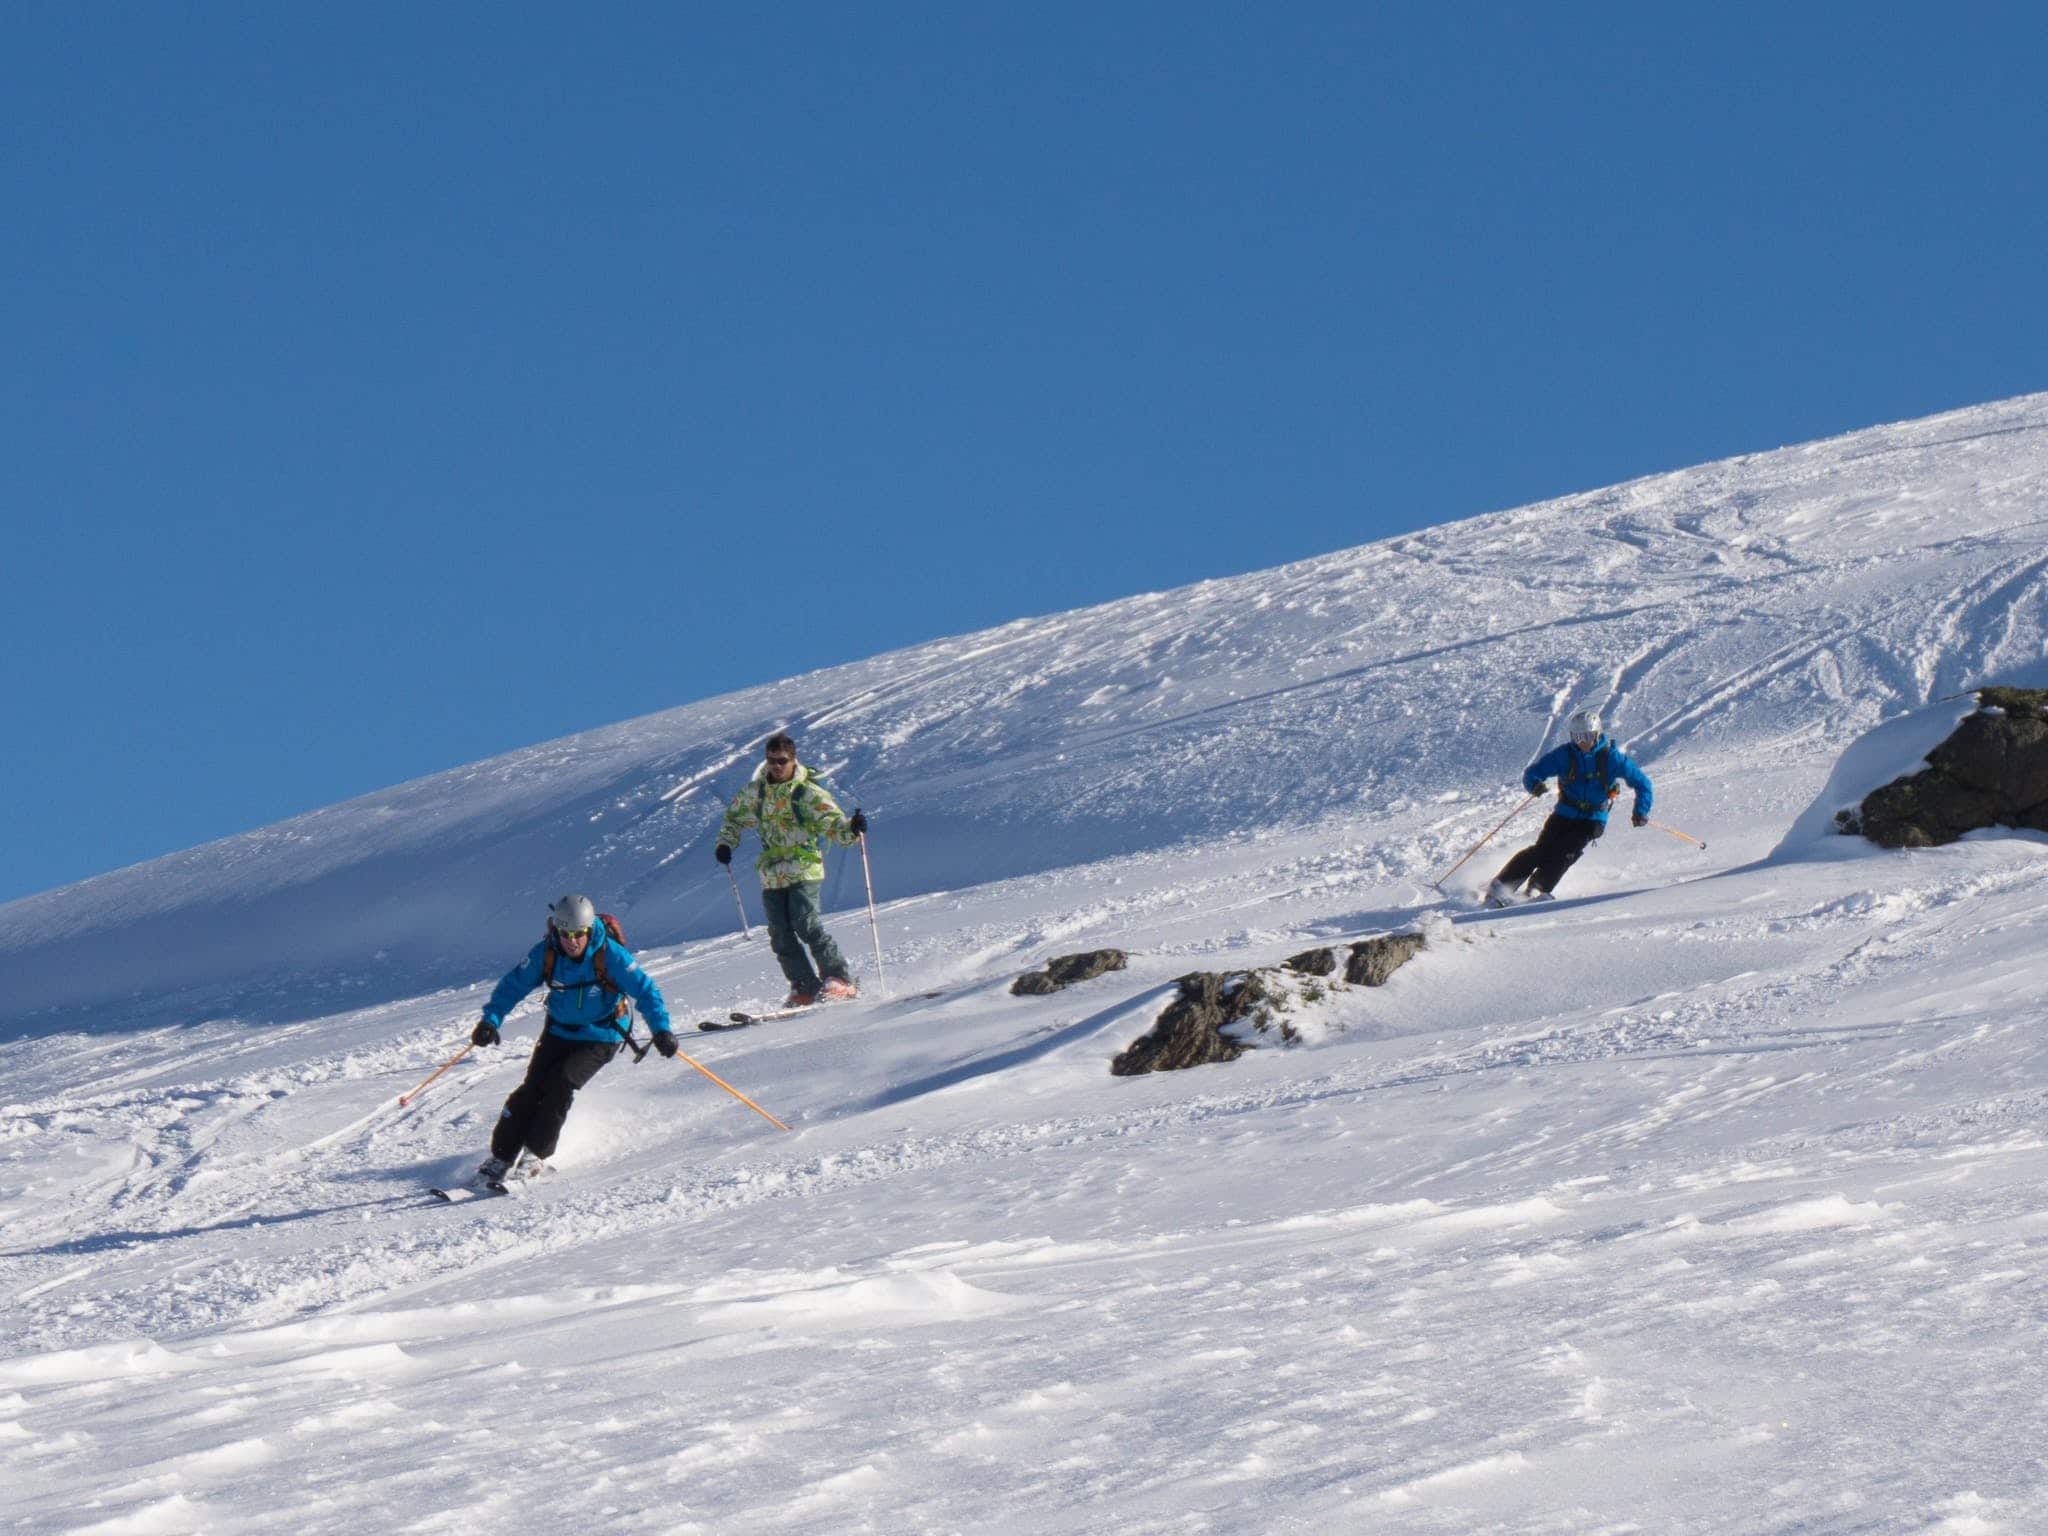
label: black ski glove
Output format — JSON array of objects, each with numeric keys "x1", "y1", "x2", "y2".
[
  {"x1": 1632, "y1": 812, "x2": 1648, "y2": 828},
  {"x1": 714, "y1": 843, "x2": 732, "y2": 865},
  {"x1": 654, "y1": 1031, "x2": 679, "y2": 1059},
  {"x1": 471, "y1": 1020, "x2": 500, "y2": 1047},
  {"x1": 848, "y1": 809, "x2": 868, "y2": 837}
]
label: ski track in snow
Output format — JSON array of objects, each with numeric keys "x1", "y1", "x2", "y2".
[{"x1": 7, "y1": 395, "x2": 2048, "y2": 1532}]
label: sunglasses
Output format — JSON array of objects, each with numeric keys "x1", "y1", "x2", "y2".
[
  {"x1": 764, "y1": 754, "x2": 794, "y2": 766},
  {"x1": 555, "y1": 925, "x2": 592, "y2": 941}
]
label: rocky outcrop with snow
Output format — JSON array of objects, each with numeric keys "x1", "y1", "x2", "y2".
[{"x1": 1851, "y1": 688, "x2": 2048, "y2": 846}]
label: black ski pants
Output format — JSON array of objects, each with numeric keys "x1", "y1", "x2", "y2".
[
  {"x1": 1495, "y1": 812, "x2": 1604, "y2": 896},
  {"x1": 492, "y1": 1031, "x2": 619, "y2": 1162},
  {"x1": 763, "y1": 880, "x2": 850, "y2": 993}
]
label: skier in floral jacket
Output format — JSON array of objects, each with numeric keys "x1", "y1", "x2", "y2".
[{"x1": 715, "y1": 733, "x2": 867, "y2": 1006}]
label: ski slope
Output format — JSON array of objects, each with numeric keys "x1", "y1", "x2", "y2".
[{"x1": 5, "y1": 394, "x2": 2048, "y2": 1533}]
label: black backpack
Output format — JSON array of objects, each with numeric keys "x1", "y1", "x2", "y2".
[{"x1": 1559, "y1": 742, "x2": 1621, "y2": 816}]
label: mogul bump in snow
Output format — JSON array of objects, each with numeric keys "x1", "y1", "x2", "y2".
[
  {"x1": 469, "y1": 894, "x2": 676, "y2": 1185},
  {"x1": 714, "y1": 732, "x2": 866, "y2": 1006},
  {"x1": 1487, "y1": 709, "x2": 1653, "y2": 906}
]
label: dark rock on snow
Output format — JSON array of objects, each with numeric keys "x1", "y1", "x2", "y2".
[
  {"x1": 1344, "y1": 933, "x2": 1426, "y2": 987},
  {"x1": 1110, "y1": 971, "x2": 1274, "y2": 1075},
  {"x1": 1113, "y1": 929, "x2": 1428, "y2": 1075},
  {"x1": 1011, "y1": 948, "x2": 1129, "y2": 996},
  {"x1": 1855, "y1": 689, "x2": 2048, "y2": 848}
]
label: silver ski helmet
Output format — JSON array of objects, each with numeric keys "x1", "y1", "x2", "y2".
[
  {"x1": 548, "y1": 893, "x2": 598, "y2": 939},
  {"x1": 1568, "y1": 709, "x2": 1601, "y2": 749}
]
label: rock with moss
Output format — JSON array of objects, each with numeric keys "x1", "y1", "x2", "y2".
[
  {"x1": 1110, "y1": 970, "x2": 1271, "y2": 1074},
  {"x1": 1112, "y1": 926, "x2": 1430, "y2": 1075}
]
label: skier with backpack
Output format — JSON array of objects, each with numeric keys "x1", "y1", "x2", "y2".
[
  {"x1": 714, "y1": 732, "x2": 867, "y2": 1006},
  {"x1": 467, "y1": 894, "x2": 676, "y2": 1186},
  {"x1": 1487, "y1": 709, "x2": 1653, "y2": 907}
]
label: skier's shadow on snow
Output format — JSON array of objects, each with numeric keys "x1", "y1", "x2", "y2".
[
  {"x1": 2, "y1": 1192, "x2": 417, "y2": 1262},
  {"x1": 1300, "y1": 888, "x2": 1631, "y2": 941},
  {"x1": 1443, "y1": 885, "x2": 1638, "y2": 925},
  {"x1": 1300, "y1": 900, "x2": 1458, "y2": 941},
  {"x1": 848, "y1": 983, "x2": 1180, "y2": 1114}
]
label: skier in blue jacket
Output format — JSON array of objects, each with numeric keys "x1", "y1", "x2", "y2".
[
  {"x1": 1487, "y1": 710, "x2": 1653, "y2": 906},
  {"x1": 468, "y1": 894, "x2": 677, "y2": 1184}
]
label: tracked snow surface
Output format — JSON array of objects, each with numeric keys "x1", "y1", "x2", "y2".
[{"x1": 6, "y1": 394, "x2": 2048, "y2": 1533}]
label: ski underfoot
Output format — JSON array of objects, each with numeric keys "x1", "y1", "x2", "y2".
[
  {"x1": 698, "y1": 1006, "x2": 811, "y2": 1033},
  {"x1": 429, "y1": 1159, "x2": 551, "y2": 1201}
]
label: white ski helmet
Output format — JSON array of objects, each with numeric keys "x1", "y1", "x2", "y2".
[
  {"x1": 548, "y1": 893, "x2": 598, "y2": 937},
  {"x1": 1567, "y1": 709, "x2": 1601, "y2": 748}
]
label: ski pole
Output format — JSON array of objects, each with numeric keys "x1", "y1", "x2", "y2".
[
  {"x1": 725, "y1": 862, "x2": 753, "y2": 939},
  {"x1": 858, "y1": 830, "x2": 887, "y2": 995},
  {"x1": 1645, "y1": 819, "x2": 1708, "y2": 851},
  {"x1": 1433, "y1": 793, "x2": 1540, "y2": 891},
  {"x1": 673, "y1": 1048, "x2": 791, "y2": 1132},
  {"x1": 398, "y1": 1041, "x2": 474, "y2": 1108}
]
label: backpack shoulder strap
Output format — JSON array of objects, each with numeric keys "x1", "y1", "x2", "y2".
[
  {"x1": 591, "y1": 938, "x2": 628, "y2": 1019},
  {"x1": 592, "y1": 916, "x2": 627, "y2": 999}
]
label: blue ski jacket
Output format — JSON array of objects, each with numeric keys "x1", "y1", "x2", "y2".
[
  {"x1": 482, "y1": 932, "x2": 673, "y2": 1043},
  {"x1": 1523, "y1": 736, "x2": 1653, "y2": 825}
]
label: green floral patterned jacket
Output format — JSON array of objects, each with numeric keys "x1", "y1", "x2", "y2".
[{"x1": 715, "y1": 764, "x2": 860, "y2": 889}]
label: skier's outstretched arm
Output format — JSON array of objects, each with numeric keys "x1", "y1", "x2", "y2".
[
  {"x1": 1522, "y1": 745, "x2": 1568, "y2": 796},
  {"x1": 481, "y1": 942, "x2": 548, "y2": 1029},
  {"x1": 1619, "y1": 752, "x2": 1654, "y2": 821},
  {"x1": 715, "y1": 789, "x2": 758, "y2": 859},
  {"x1": 802, "y1": 782, "x2": 861, "y2": 848}
]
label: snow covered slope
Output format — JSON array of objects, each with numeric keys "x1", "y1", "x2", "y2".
[
  {"x1": 5, "y1": 394, "x2": 2048, "y2": 1533},
  {"x1": 6, "y1": 393, "x2": 2047, "y2": 1033}
]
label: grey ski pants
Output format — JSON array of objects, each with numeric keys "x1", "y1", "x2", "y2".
[{"x1": 763, "y1": 880, "x2": 850, "y2": 993}]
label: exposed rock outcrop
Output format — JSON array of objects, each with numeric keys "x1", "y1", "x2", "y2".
[
  {"x1": 1011, "y1": 948, "x2": 1129, "y2": 996},
  {"x1": 1113, "y1": 928, "x2": 1430, "y2": 1075},
  {"x1": 1283, "y1": 935, "x2": 1427, "y2": 987},
  {"x1": 1109, "y1": 970, "x2": 1274, "y2": 1075},
  {"x1": 1848, "y1": 689, "x2": 2048, "y2": 848},
  {"x1": 1284, "y1": 947, "x2": 1338, "y2": 977},
  {"x1": 1344, "y1": 933, "x2": 1426, "y2": 986}
]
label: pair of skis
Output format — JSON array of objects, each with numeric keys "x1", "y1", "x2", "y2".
[
  {"x1": 1480, "y1": 888, "x2": 1555, "y2": 911},
  {"x1": 698, "y1": 988, "x2": 917, "y2": 1032},
  {"x1": 697, "y1": 1005, "x2": 813, "y2": 1033}
]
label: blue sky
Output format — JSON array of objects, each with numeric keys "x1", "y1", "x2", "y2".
[{"x1": 5, "y1": 4, "x2": 2043, "y2": 902}]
